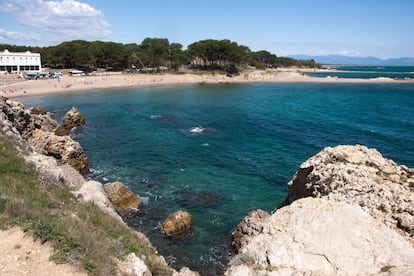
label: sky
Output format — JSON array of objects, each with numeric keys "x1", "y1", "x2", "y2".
[{"x1": 0, "y1": 0, "x2": 413, "y2": 58}]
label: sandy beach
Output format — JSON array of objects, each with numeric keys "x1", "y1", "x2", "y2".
[{"x1": 1, "y1": 69, "x2": 412, "y2": 99}]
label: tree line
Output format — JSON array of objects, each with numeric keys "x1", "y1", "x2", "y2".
[{"x1": 0, "y1": 38, "x2": 316, "y2": 73}]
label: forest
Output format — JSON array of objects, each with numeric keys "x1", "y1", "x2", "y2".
[{"x1": 0, "y1": 38, "x2": 317, "y2": 74}]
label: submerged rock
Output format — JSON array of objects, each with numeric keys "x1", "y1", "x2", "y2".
[
  {"x1": 161, "y1": 210, "x2": 192, "y2": 238},
  {"x1": 177, "y1": 190, "x2": 222, "y2": 209},
  {"x1": 104, "y1": 181, "x2": 143, "y2": 213}
]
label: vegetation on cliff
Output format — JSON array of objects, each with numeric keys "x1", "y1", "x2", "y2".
[
  {"x1": 0, "y1": 135, "x2": 171, "y2": 275},
  {"x1": 0, "y1": 38, "x2": 316, "y2": 73}
]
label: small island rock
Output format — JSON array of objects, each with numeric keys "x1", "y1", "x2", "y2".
[
  {"x1": 161, "y1": 210, "x2": 192, "y2": 237},
  {"x1": 56, "y1": 107, "x2": 85, "y2": 136}
]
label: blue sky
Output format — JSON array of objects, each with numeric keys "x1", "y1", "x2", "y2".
[{"x1": 0, "y1": 0, "x2": 413, "y2": 58}]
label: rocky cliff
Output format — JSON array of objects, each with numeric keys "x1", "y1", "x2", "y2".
[
  {"x1": 228, "y1": 145, "x2": 414, "y2": 275},
  {"x1": 0, "y1": 96, "x2": 89, "y2": 173}
]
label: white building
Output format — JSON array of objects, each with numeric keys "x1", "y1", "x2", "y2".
[{"x1": 0, "y1": 49, "x2": 42, "y2": 73}]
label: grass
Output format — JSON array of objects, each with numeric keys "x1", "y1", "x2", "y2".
[
  {"x1": 409, "y1": 181, "x2": 414, "y2": 188},
  {"x1": 0, "y1": 135, "x2": 172, "y2": 275}
]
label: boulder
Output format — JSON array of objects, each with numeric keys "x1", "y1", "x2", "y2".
[
  {"x1": 25, "y1": 152, "x2": 85, "y2": 190},
  {"x1": 161, "y1": 210, "x2": 192, "y2": 237},
  {"x1": 103, "y1": 181, "x2": 143, "y2": 213},
  {"x1": 231, "y1": 209, "x2": 270, "y2": 252},
  {"x1": 226, "y1": 197, "x2": 414, "y2": 275},
  {"x1": 30, "y1": 106, "x2": 46, "y2": 115},
  {"x1": 72, "y1": 180, "x2": 126, "y2": 225},
  {"x1": 56, "y1": 107, "x2": 85, "y2": 136},
  {"x1": 173, "y1": 267, "x2": 200, "y2": 276},
  {"x1": 28, "y1": 129, "x2": 89, "y2": 173},
  {"x1": 116, "y1": 253, "x2": 152, "y2": 276},
  {"x1": 285, "y1": 144, "x2": 414, "y2": 239}
]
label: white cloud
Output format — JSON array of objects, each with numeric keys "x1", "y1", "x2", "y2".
[
  {"x1": 0, "y1": 0, "x2": 111, "y2": 45},
  {"x1": 0, "y1": 28, "x2": 42, "y2": 44}
]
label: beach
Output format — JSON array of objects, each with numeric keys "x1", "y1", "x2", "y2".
[{"x1": 1, "y1": 68, "x2": 412, "y2": 98}]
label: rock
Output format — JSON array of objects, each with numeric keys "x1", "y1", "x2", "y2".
[
  {"x1": 226, "y1": 197, "x2": 414, "y2": 275},
  {"x1": 116, "y1": 253, "x2": 152, "y2": 276},
  {"x1": 231, "y1": 209, "x2": 270, "y2": 252},
  {"x1": 1, "y1": 97, "x2": 58, "y2": 139},
  {"x1": 161, "y1": 210, "x2": 192, "y2": 237},
  {"x1": 25, "y1": 152, "x2": 85, "y2": 190},
  {"x1": 56, "y1": 107, "x2": 85, "y2": 136},
  {"x1": 285, "y1": 145, "x2": 414, "y2": 239},
  {"x1": 395, "y1": 212, "x2": 414, "y2": 236},
  {"x1": 28, "y1": 129, "x2": 89, "y2": 173},
  {"x1": 177, "y1": 190, "x2": 222, "y2": 209},
  {"x1": 30, "y1": 106, "x2": 46, "y2": 115},
  {"x1": 72, "y1": 180, "x2": 125, "y2": 225},
  {"x1": 104, "y1": 182, "x2": 143, "y2": 213},
  {"x1": 173, "y1": 267, "x2": 200, "y2": 276}
]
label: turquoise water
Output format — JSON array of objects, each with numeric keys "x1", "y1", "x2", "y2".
[
  {"x1": 307, "y1": 66, "x2": 414, "y2": 79},
  {"x1": 19, "y1": 82, "x2": 414, "y2": 274}
]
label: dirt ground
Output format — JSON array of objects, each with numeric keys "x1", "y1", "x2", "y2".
[{"x1": 0, "y1": 227, "x2": 86, "y2": 276}]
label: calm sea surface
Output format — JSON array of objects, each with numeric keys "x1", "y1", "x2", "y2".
[
  {"x1": 18, "y1": 82, "x2": 414, "y2": 274},
  {"x1": 307, "y1": 66, "x2": 414, "y2": 79}
]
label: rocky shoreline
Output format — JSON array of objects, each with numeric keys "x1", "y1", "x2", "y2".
[
  {"x1": 0, "y1": 96, "x2": 198, "y2": 276},
  {"x1": 227, "y1": 145, "x2": 414, "y2": 275},
  {"x1": 2, "y1": 95, "x2": 413, "y2": 275}
]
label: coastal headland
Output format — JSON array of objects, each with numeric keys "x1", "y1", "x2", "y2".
[{"x1": 2, "y1": 68, "x2": 412, "y2": 98}]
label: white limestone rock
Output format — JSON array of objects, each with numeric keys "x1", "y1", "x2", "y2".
[{"x1": 226, "y1": 197, "x2": 414, "y2": 275}]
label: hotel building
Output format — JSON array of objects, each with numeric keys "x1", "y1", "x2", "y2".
[{"x1": 0, "y1": 49, "x2": 42, "y2": 73}]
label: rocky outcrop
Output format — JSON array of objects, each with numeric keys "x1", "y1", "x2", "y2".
[
  {"x1": 29, "y1": 129, "x2": 89, "y2": 174},
  {"x1": 0, "y1": 97, "x2": 89, "y2": 173},
  {"x1": 226, "y1": 197, "x2": 414, "y2": 275},
  {"x1": 286, "y1": 145, "x2": 414, "y2": 238},
  {"x1": 56, "y1": 107, "x2": 86, "y2": 136},
  {"x1": 231, "y1": 209, "x2": 270, "y2": 252},
  {"x1": 116, "y1": 253, "x2": 152, "y2": 276},
  {"x1": 30, "y1": 106, "x2": 46, "y2": 115},
  {"x1": 161, "y1": 210, "x2": 192, "y2": 238},
  {"x1": 227, "y1": 145, "x2": 414, "y2": 275},
  {"x1": 104, "y1": 182, "x2": 143, "y2": 213},
  {"x1": 25, "y1": 152, "x2": 85, "y2": 190}
]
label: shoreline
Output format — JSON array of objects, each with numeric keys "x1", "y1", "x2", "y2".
[{"x1": 1, "y1": 68, "x2": 413, "y2": 99}]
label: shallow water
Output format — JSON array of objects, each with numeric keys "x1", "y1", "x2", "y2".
[{"x1": 19, "y1": 82, "x2": 414, "y2": 274}]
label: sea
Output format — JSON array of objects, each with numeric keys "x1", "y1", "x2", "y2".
[
  {"x1": 307, "y1": 65, "x2": 414, "y2": 79},
  {"x1": 18, "y1": 68, "x2": 414, "y2": 275}
]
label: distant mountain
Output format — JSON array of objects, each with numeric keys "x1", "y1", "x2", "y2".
[{"x1": 289, "y1": 55, "x2": 414, "y2": 66}]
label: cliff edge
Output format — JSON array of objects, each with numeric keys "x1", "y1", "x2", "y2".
[{"x1": 228, "y1": 145, "x2": 414, "y2": 275}]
